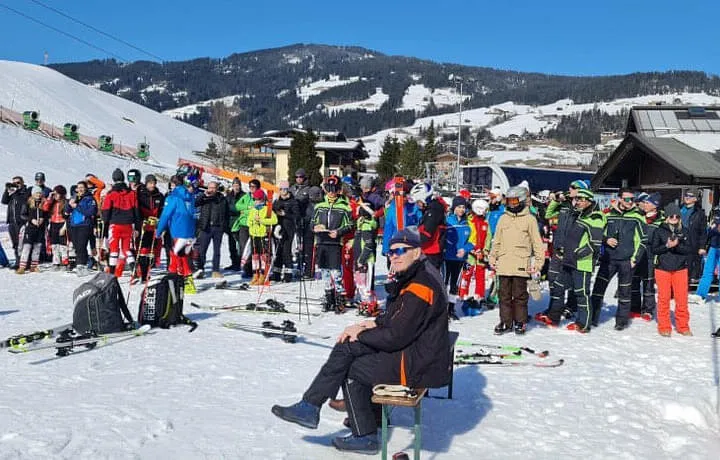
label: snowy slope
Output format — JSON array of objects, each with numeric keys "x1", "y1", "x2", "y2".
[
  {"x1": 0, "y1": 60, "x2": 216, "y2": 167},
  {"x1": 1, "y1": 246, "x2": 720, "y2": 459},
  {"x1": 325, "y1": 88, "x2": 389, "y2": 114},
  {"x1": 162, "y1": 95, "x2": 246, "y2": 119}
]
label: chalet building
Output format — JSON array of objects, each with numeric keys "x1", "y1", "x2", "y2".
[
  {"x1": 231, "y1": 129, "x2": 368, "y2": 184},
  {"x1": 592, "y1": 105, "x2": 720, "y2": 210}
]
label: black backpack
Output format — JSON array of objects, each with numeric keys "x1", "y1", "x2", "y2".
[
  {"x1": 137, "y1": 273, "x2": 197, "y2": 331},
  {"x1": 73, "y1": 272, "x2": 134, "y2": 334}
]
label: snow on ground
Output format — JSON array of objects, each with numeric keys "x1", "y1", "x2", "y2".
[
  {"x1": 0, "y1": 60, "x2": 215, "y2": 167},
  {"x1": 296, "y1": 75, "x2": 361, "y2": 102},
  {"x1": 325, "y1": 88, "x2": 389, "y2": 115},
  {"x1": 476, "y1": 146, "x2": 594, "y2": 167},
  {"x1": 1, "y1": 239, "x2": 720, "y2": 459},
  {"x1": 162, "y1": 95, "x2": 246, "y2": 119},
  {"x1": 398, "y1": 85, "x2": 470, "y2": 113}
]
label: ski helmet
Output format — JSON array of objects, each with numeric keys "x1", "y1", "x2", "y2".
[
  {"x1": 505, "y1": 186, "x2": 527, "y2": 213},
  {"x1": 472, "y1": 199, "x2": 489, "y2": 216},
  {"x1": 127, "y1": 169, "x2": 141, "y2": 184},
  {"x1": 409, "y1": 182, "x2": 433, "y2": 205},
  {"x1": 570, "y1": 179, "x2": 590, "y2": 190},
  {"x1": 324, "y1": 175, "x2": 341, "y2": 193},
  {"x1": 534, "y1": 190, "x2": 551, "y2": 204}
]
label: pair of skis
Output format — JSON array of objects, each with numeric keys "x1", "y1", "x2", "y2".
[
  {"x1": 7, "y1": 325, "x2": 151, "y2": 357},
  {"x1": 454, "y1": 340, "x2": 564, "y2": 367},
  {"x1": 222, "y1": 320, "x2": 331, "y2": 342},
  {"x1": 1, "y1": 322, "x2": 73, "y2": 350}
]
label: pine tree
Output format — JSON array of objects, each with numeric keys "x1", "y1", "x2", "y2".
[
  {"x1": 288, "y1": 129, "x2": 323, "y2": 186},
  {"x1": 397, "y1": 137, "x2": 422, "y2": 179},
  {"x1": 424, "y1": 120, "x2": 437, "y2": 162},
  {"x1": 376, "y1": 136, "x2": 401, "y2": 183}
]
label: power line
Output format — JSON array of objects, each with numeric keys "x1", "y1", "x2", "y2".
[
  {"x1": 27, "y1": 0, "x2": 164, "y2": 62},
  {"x1": 0, "y1": 2, "x2": 128, "y2": 61}
]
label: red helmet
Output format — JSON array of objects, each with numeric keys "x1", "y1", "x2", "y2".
[{"x1": 324, "y1": 175, "x2": 341, "y2": 193}]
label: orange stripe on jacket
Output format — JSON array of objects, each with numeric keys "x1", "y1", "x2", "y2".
[
  {"x1": 400, "y1": 352, "x2": 407, "y2": 386},
  {"x1": 400, "y1": 282, "x2": 434, "y2": 305}
]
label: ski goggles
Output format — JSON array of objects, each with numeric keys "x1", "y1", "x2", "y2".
[
  {"x1": 388, "y1": 246, "x2": 413, "y2": 257},
  {"x1": 620, "y1": 196, "x2": 635, "y2": 203}
]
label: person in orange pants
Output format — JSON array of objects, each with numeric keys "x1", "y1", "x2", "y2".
[{"x1": 650, "y1": 204, "x2": 692, "y2": 336}]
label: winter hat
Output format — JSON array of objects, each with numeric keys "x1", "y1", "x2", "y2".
[
  {"x1": 576, "y1": 188, "x2": 594, "y2": 201},
  {"x1": 111, "y1": 168, "x2": 124, "y2": 183},
  {"x1": 295, "y1": 168, "x2": 306, "y2": 178},
  {"x1": 278, "y1": 180, "x2": 290, "y2": 190},
  {"x1": 359, "y1": 176, "x2": 374, "y2": 189},
  {"x1": 451, "y1": 196, "x2": 468, "y2": 211},
  {"x1": 645, "y1": 193, "x2": 661, "y2": 208},
  {"x1": 53, "y1": 185, "x2": 67, "y2": 196},
  {"x1": 389, "y1": 228, "x2": 421, "y2": 248},
  {"x1": 635, "y1": 192, "x2": 650, "y2": 203},
  {"x1": 35, "y1": 172, "x2": 45, "y2": 181},
  {"x1": 31, "y1": 186, "x2": 43, "y2": 196},
  {"x1": 518, "y1": 180, "x2": 530, "y2": 192},
  {"x1": 252, "y1": 189, "x2": 266, "y2": 201},
  {"x1": 232, "y1": 177, "x2": 241, "y2": 185},
  {"x1": 144, "y1": 174, "x2": 157, "y2": 184},
  {"x1": 570, "y1": 179, "x2": 590, "y2": 190},
  {"x1": 684, "y1": 189, "x2": 698, "y2": 199},
  {"x1": 665, "y1": 202, "x2": 681, "y2": 217},
  {"x1": 249, "y1": 179, "x2": 261, "y2": 189}
]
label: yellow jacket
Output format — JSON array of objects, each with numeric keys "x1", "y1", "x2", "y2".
[{"x1": 247, "y1": 206, "x2": 278, "y2": 238}]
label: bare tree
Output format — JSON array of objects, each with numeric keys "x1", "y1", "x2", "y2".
[{"x1": 209, "y1": 101, "x2": 235, "y2": 169}]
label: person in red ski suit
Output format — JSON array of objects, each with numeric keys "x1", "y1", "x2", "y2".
[{"x1": 102, "y1": 169, "x2": 141, "y2": 277}]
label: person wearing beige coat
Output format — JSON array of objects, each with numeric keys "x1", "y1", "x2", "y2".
[{"x1": 489, "y1": 188, "x2": 545, "y2": 335}]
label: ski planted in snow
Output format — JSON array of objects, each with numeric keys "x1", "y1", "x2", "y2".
[{"x1": 1, "y1": 323, "x2": 74, "y2": 350}]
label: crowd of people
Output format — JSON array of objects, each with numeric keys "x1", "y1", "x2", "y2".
[{"x1": 2, "y1": 167, "x2": 717, "y2": 335}]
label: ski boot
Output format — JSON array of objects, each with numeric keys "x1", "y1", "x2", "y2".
[
  {"x1": 184, "y1": 276, "x2": 197, "y2": 295},
  {"x1": 494, "y1": 322, "x2": 513, "y2": 335},
  {"x1": 448, "y1": 302, "x2": 460, "y2": 321},
  {"x1": 567, "y1": 322, "x2": 589, "y2": 334},
  {"x1": 514, "y1": 321, "x2": 527, "y2": 335},
  {"x1": 323, "y1": 289, "x2": 336, "y2": 313},
  {"x1": 534, "y1": 311, "x2": 557, "y2": 327}
]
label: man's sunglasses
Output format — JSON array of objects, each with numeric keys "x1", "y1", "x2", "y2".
[
  {"x1": 388, "y1": 247, "x2": 412, "y2": 257},
  {"x1": 621, "y1": 197, "x2": 634, "y2": 203}
]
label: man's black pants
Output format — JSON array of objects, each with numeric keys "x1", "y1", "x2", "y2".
[
  {"x1": 303, "y1": 341, "x2": 395, "y2": 437},
  {"x1": 591, "y1": 259, "x2": 633, "y2": 326}
]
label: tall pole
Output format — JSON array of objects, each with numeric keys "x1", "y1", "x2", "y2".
[{"x1": 456, "y1": 78, "x2": 463, "y2": 192}]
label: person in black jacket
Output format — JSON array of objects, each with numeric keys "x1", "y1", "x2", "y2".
[
  {"x1": 2, "y1": 176, "x2": 30, "y2": 268},
  {"x1": 271, "y1": 228, "x2": 449, "y2": 455},
  {"x1": 651, "y1": 203, "x2": 692, "y2": 336},
  {"x1": 194, "y1": 181, "x2": 228, "y2": 278},
  {"x1": 680, "y1": 189, "x2": 707, "y2": 283},
  {"x1": 224, "y1": 177, "x2": 244, "y2": 271},
  {"x1": 272, "y1": 181, "x2": 300, "y2": 282}
]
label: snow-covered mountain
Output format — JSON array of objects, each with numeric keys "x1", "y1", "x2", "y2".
[{"x1": 0, "y1": 60, "x2": 216, "y2": 168}]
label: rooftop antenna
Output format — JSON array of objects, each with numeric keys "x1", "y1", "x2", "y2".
[{"x1": 43, "y1": 51, "x2": 48, "y2": 65}]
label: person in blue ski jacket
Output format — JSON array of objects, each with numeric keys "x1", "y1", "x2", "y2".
[
  {"x1": 444, "y1": 196, "x2": 474, "y2": 320},
  {"x1": 382, "y1": 197, "x2": 421, "y2": 258},
  {"x1": 486, "y1": 187, "x2": 505, "y2": 235},
  {"x1": 155, "y1": 176, "x2": 197, "y2": 293},
  {"x1": 696, "y1": 208, "x2": 720, "y2": 300}
]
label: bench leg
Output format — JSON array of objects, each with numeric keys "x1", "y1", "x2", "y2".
[
  {"x1": 381, "y1": 404, "x2": 389, "y2": 460},
  {"x1": 448, "y1": 363, "x2": 455, "y2": 399},
  {"x1": 414, "y1": 400, "x2": 422, "y2": 460}
]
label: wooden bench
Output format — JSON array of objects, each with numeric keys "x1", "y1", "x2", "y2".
[{"x1": 372, "y1": 388, "x2": 427, "y2": 460}]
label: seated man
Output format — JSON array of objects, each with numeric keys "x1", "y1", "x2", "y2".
[{"x1": 271, "y1": 228, "x2": 450, "y2": 454}]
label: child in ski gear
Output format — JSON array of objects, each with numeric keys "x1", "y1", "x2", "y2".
[
  {"x1": 313, "y1": 176, "x2": 353, "y2": 310},
  {"x1": 352, "y1": 194, "x2": 379, "y2": 315},
  {"x1": 232, "y1": 178, "x2": 259, "y2": 277},
  {"x1": 42, "y1": 185, "x2": 69, "y2": 271},
  {"x1": 66, "y1": 181, "x2": 97, "y2": 275},
  {"x1": 2, "y1": 176, "x2": 30, "y2": 268},
  {"x1": 591, "y1": 188, "x2": 647, "y2": 331},
  {"x1": 156, "y1": 175, "x2": 197, "y2": 294},
  {"x1": 194, "y1": 181, "x2": 228, "y2": 279},
  {"x1": 631, "y1": 192, "x2": 663, "y2": 319},
  {"x1": 102, "y1": 169, "x2": 141, "y2": 278},
  {"x1": 651, "y1": 204, "x2": 692, "y2": 336},
  {"x1": 536, "y1": 188, "x2": 605, "y2": 332},
  {"x1": 271, "y1": 228, "x2": 449, "y2": 455},
  {"x1": 444, "y1": 196, "x2": 473, "y2": 320},
  {"x1": 460, "y1": 199, "x2": 492, "y2": 315},
  {"x1": 410, "y1": 182, "x2": 446, "y2": 269},
  {"x1": 489, "y1": 186, "x2": 545, "y2": 335},
  {"x1": 136, "y1": 174, "x2": 164, "y2": 281},
  {"x1": 247, "y1": 189, "x2": 278, "y2": 285},
  {"x1": 382, "y1": 177, "x2": 420, "y2": 266},
  {"x1": 272, "y1": 181, "x2": 300, "y2": 282},
  {"x1": 17, "y1": 186, "x2": 48, "y2": 273}
]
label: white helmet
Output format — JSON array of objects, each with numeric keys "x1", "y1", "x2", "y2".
[
  {"x1": 534, "y1": 190, "x2": 551, "y2": 204},
  {"x1": 506, "y1": 186, "x2": 528, "y2": 202},
  {"x1": 409, "y1": 182, "x2": 433, "y2": 205},
  {"x1": 472, "y1": 199, "x2": 489, "y2": 216}
]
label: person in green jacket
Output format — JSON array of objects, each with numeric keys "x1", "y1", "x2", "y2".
[
  {"x1": 247, "y1": 188, "x2": 278, "y2": 285},
  {"x1": 232, "y1": 179, "x2": 259, "y2": 277},
  {"x1": 536, "y1": 188, "x2": 606, "y2": 332}
]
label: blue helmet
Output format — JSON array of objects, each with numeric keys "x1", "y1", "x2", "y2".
[{"x1": 570, "y1": 179, "x2": 590, "y2": 190}]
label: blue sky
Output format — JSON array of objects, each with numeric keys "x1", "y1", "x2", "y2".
[{"x1": 1, "y1": 0, "x2": 719, "y2": 76}]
